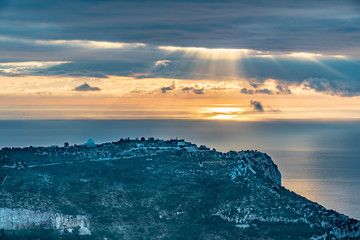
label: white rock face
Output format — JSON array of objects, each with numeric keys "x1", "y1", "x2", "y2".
[
  {"x1": 237, "y1": 151, "x2": 281, "y2": 186},
  {"x1": 0, "y1": 208, "x2": 91, "y2": 235},
  {"x1": 78, "y1": 226, "x2": 91, "y2": 235}
]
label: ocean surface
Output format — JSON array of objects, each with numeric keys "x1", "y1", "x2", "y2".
[{"x1": 1, "y1": 120, "x2": 359, "y2": 220}]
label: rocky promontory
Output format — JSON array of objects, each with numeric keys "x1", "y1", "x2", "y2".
[{"x1": 0, "y1": 138, "x2": 359, "y2": 239}]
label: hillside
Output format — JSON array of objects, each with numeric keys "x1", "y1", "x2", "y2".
[{"x1": 0, "y1": 138, "x2": 359, "y2": 239}]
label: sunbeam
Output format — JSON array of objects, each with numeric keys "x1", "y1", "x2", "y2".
[{"x1": 157, "y1": 46, "x2": 259, "y2": 79}]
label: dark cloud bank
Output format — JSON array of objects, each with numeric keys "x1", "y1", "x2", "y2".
[{"x1": 1, "y1": 0, "x2": 359, "y2": 54}]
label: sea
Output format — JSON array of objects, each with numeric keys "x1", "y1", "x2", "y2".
[{"x1": 1, "y1": 120, "x2": 359, "y2": 220}]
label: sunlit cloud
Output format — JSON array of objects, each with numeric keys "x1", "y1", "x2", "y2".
[
  {"x1": 0, "y1": 36, "x2": 146, "y2": 50},
  {"x1": 154, "y1": 60, "x2": 171, "y2": 67},
  {"x1": 158, "y1": 46, "x2": 260, "y2": 60},
  {"x1": 0, "y1": 61, "x2": 71, "y2": 75},
  {"x1": 287, "y1": 52, "x2": 323, "y2": 58},
  {"x1": 284, "y1": 52, "x2": 349, "y2": 60},
  {"x1": 158, "y1": 46, "x2": 349, "y2": 61},
  {"x1": 35, "y1": 39, "x2": 146, "y2": 49}
]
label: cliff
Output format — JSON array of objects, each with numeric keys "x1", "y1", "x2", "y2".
[
  {"x1": 0, "y1": 138, "x2": 359, "y2": 239},
  {"x1": 0, "y1": 208, "x2": 90, "y2": 235}
]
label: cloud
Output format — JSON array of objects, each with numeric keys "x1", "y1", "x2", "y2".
[
  {"x1": 267, "y1": 108, "x2": 281, "y2": 113},
  {"x1": 241, "y1": 88, "x2": 254, "y2": 94},
  {"x1": 240, "y1": 88, "x2": 273, "y2": 95},
  {"x1": 182, "y1": 87, "x2": 194, "y2": 92},
  {"x1": 301, "y1": 77, "x2": 360, "y2": 97},
  {"x1": 276, "y1": 85, "x2": 291, "y2": 94},
  {"x1": 161, "y1": 87, "x2": 172, "y2": 93},
  {"x1": 1, "y1": 0, "x2": 359, "y2": 55},
  {"x1": 250, "y1": 100, "x2": 264, "y2": 112},
  {"x1": 161, "y1": 81, "x2": 176, "y2": 93},
  {"x1": 1, "y1": 35, "x2": 360, "y2": 99},
  {"x1": 73, "y1": 83, "x2": 101, "y2": 92},
  {"x1": 0, "y1": 0, "x2": 360, "y2": 99},
  {"x1": 302, "y1": 78, "x2": 331, "y2": 92},
  {"x1": 0, "y1": 61, "x2": 71, "y2": 76},
  {"x1": 255, "y1": 88, "x2": 273, "y2": 94},
  {"x1": 35, "y1": 39, "x2": 146, "y2": 49},
  {"x1": 181, "y1": 87, "x2": 204, "y2": 94},
  {"x1": 193, "y1": 88, "x2": 204, "y2": 95},
  {"x1": 154, "y1": 60, "x2": 171, "y2": 67}
]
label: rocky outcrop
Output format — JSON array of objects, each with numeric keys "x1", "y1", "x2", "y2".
[
  {"x1": 0, "y1": 208, "x2": 90, "y2": 235},
  {"x1": 236, "y1": 151, "x2": 281, "y2": 186}
]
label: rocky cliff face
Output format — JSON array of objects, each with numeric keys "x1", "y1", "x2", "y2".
[
  {"x1": 232, "y1": 150, "x2": 281, "y2": 186},
  {"x1": 0, "y1": 139, "x2": 359, "y2": 239},
  {"x1": 0, "y1": 208, "x2": 90, "y2": 235}
]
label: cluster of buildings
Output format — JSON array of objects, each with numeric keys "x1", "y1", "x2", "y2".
[
  {"x1": 1, "y1": 138, "x2": 213, "y2": 167},
  {"x1": 1, "y1": 137, "x2": 258, "y2": 169}
]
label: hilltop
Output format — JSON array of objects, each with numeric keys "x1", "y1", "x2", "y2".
[{"x1": 0, "y1": 138, "x2": 359, "y2": 239}]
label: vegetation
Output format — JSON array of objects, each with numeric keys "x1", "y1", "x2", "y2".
[{"x1": 0, "y1": 140, "x2": 359, "y2": 239}]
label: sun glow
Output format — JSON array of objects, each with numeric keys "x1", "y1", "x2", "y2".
[
  {"x1": 211, "y1": 114, "x2": 240, "y2": 120},
  {"x1": 206, "y1": 107, "x2": 245, "y2": 113},
  {"x1": 201, "y1": 107, "x2": 247, "y2": 120}
]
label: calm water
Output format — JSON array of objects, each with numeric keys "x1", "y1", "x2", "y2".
[{"x1": 1, "y1": 120, "x2": 359, "y2": 220}]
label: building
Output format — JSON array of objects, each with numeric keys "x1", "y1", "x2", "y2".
[
  {"x1": 86, "y1": 139, "x2": 96, "y2": 147},
  {"x1": 177, "y1": 140, "x2": 186, "y2": 147},
  {"x1": 198, "y1": 145, "x2": 210, "y2": 151},
  {"x1": 185, "y1": 145, "x2": 198, "y2": 152}
]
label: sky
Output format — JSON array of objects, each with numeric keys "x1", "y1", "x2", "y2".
[{"x1": 1, "y1": 0, "x2": 360, "y2": 120}]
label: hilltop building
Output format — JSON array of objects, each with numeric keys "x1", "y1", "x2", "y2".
[{"x1": 86, "y1": 139, "x2": 96, "y2": 147}]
